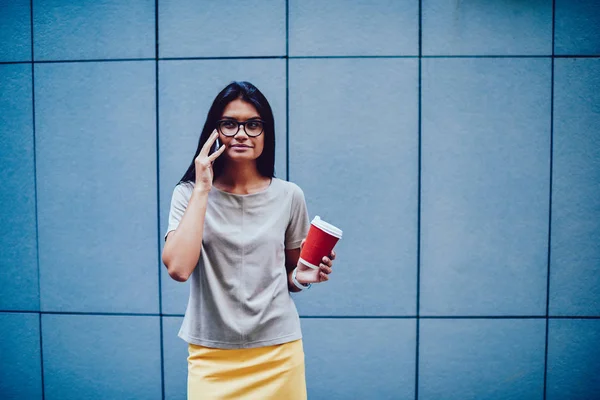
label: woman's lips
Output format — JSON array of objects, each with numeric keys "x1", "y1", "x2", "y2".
[{"x1": 231, "y1": 145, "x2": 251, "y2": 151}]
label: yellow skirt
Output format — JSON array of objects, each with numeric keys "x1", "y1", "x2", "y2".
[{"x1": 187, "y1": 339, "x2": 307, "y2": 400}]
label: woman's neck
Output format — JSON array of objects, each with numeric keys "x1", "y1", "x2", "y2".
[{"x1": 215, "y1": 162, "x2": 270, "y2": 194}]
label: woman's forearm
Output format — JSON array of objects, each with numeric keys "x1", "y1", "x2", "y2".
[
  {"x1": 162, "y1": 189, "x2": 210, "y2": 282},
  {"x1": 287, "y1": 268, "x2": 302, "y2": 293}
]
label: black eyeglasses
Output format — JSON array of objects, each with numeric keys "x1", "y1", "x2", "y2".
[{"x1": 216, "y1": 119, "x2": 265, "y2": 137}]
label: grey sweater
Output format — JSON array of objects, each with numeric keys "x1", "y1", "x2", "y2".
[{"x1": 165, "y1": 178, "x2": 310, "y2": 349}]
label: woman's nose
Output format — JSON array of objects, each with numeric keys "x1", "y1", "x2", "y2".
[{"x1": 235, "y1": 127, "x2": 250, "y2": 140}]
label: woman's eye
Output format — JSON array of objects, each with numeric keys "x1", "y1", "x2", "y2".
[{"x1": 222, "y1": 121, "x2": 236, "y2": 128}]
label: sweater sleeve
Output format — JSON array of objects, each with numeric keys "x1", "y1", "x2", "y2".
[
  {"x1": 164, "y1": 183, "x2": 192, "y2": 241},
  {"x1": 285, "y1": 184, "x2": 310, "y2": 249}
]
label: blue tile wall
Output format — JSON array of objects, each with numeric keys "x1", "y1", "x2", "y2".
[
  {"x1": 159, "y1": 0, "x2": 285, "y2": 58},
  {"x1": 546, "y1": 319, "x2": 600, "y2": 400},
  {"x1": 555, "y1": 0, "x2": 600, "y2": 55},
  {"x1": 422, "y1": 0, "x2": 553, "y2": 56},
  {"x1": 302, "y1": 318, "x2": 416, "y2": 399},
  {"x1": 159, "y1": 58, "x2": 287, "y2": 315},
  {"x1": 289, "y1": 0, "x2": 418, "y2": 56},
  {"x1": 162, "y1": 316, "x2": 186, "y2": 400},
  {"x1": 550, "y1": 58, "x2": 600, "y2": 316},
  {"x1": 289, "y1": 58, "x2": 419, "y2": 316},
  {"x1": 0, "y1": 0, "x2": 31, "y2": 62},
  {"x1": 0, "y1": 313, "x2": 42, "y2": 400},
  {"x1": 1, "y1": 1, "x2": 598, "y2": 399},
  {"x1": 35, "y1": 62, "x2": 158, "y2": 313},
  {"x1": 33, "y1": 0, "x2": 155, "y2": 61},
  {"x1": 42, "y1": 314, "x2": 162, "y2": 400},
  {"x1": 419, "y1": 319, "x2": 546, "y2": 399},
  {"x1": 420, "y1": 58, "x2": 551, "y2": 316},
  {"x1": 0, "y1": 64, "x2": 38, "y2": 311}
]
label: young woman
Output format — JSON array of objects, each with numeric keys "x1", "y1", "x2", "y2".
[{"x1": 162, "y1": 81, "x2": 336, "y2": 399}]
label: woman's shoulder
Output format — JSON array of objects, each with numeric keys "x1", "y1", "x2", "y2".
[
  {"x1": 273, "y1": 178, "x2": 305, "y2": 201},
  {"x1": 172, "y1": 181, "x2": 195, "y2": 199}
]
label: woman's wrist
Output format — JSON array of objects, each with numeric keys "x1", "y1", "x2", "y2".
[
  {"x1": 287, "y1": 269, "x2": 300, "y2": 292},
  {"x1": 291, "y1": 267, "x2": 311, "y2": 291},
  {"x1": 193, "y1": 186, "x2": 211, "y2": 196},
  {"x1": 287, "y1": 268, "x2": 304, "y2": 292}
]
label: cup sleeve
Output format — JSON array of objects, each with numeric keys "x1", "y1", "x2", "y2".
[
  {"x1": 164, "y1": 183, "x2": 192, "y2": 241},
  {"x1": 285, "y1": 185, "x2": 310, "y2": 249}
]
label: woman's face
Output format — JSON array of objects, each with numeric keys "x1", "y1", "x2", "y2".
[{"x1": 218, "y1": 98, "x2": 265, "y2": 163}]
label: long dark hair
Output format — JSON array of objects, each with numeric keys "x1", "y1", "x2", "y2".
[{"x1": 178, "y1": 81, "x2": 276, "y2": 185}]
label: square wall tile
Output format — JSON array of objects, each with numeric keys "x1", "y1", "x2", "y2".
[
  {"x1": 42, "y1": 314, "x2": 162, "y2": 400},
  {"x1": 159, "y1": 59, "x2": 286, "y2": 315},
  {"x1": 302, "y1": 318, "x2": 416, "y2": 400},
  {"x1": 550, "y1": 58, "x2": 600, "y2": 316},
  {"x1": 33, "y1": 0, "x2": 154, "y2": 60},
  {"x1": 0, "y1": 313, "x2": 42, "y2": 400},
  {"x1": 0, "y1": 64, "x2": 38, "y2": 311},
  {"x1": 163, "y1": 316, "x2": 186, "y2": 400},
  {"x1": 419, "y1": 319, "x2": 546, "y2": 400},
  {"x1": 289, "y1": 58, "x2": 419, "y2": 316},
  {"x1": 555, "y1": 0, "x2": 600, "y2": 55},
  {"x1": 159, "y1": 0, "x2": 285, "y2": 58},
  {"x1": 423, "y1": 0, "x2": 552, "y2": 55},
  {"x1": 421, "y1": 58, "x2": 551, "y2": 316},
  {"x1": 547, "y1": 319, "x2": 600, "y2": 400},
  {"x1": 35, "y1": 62, "x2": 158, "y2": 313},
  {"x1": 289, "y1": 0, "x2": 418, "y2": 56},
  {"x1": 0, "y1": 0, "x2": 31, "y2": 62}
]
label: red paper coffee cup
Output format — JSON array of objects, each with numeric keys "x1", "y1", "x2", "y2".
[{"x1": 299, "y1": 216, "x2": 343, "y2": 269}]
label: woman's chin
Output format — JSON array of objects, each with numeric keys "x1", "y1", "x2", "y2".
[{"x1": 225, "y1": 152, "x2": 258, "y2": 162}]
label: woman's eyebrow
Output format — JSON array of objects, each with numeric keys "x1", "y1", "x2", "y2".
[{"x1": 221, "y1": 115, "x2": 262, "y2": 120}]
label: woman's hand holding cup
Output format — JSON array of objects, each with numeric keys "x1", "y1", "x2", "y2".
[
  {"x1": 294, "y1": 216, "x2": 343, "y2": 285},
  {"x1": 295, "y1": 239, "x2": 336, "y2": 284}
]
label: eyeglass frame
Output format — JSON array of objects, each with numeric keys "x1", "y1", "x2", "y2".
[{"x1": 216, "y1": 118, "x2": 266, "y2": 138}]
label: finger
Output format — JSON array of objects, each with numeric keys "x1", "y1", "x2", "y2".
[
  {"x1": 330, "y1": 250, "x2": 336, "y2": 261},
  {"x1": 199, "y1": 130, "x2": 219, "y2": 157},
  {"x1": 322, "y1": 256, "x2": 332, "y2": 267},
  {"x1": 319, "y1": 271, "x2": 329, "y2": 282},
  {"x1": 319, "y1": 264, "x2": 332, "y2": 275},
  {"x1": 207, "y1": 140, "x2": 227, "y2": 162}
]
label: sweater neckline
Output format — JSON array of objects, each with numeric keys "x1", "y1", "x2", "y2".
[{"x1": 211, "y1": 178, "x2": 275, "y2": 198}]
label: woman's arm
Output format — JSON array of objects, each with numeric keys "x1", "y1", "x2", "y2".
[
  {"x1": 162, "y1": 188, "x2": 210, "y2": 282},
  {"x1": 162, "y1": 130, "x2": 225, "y2": 282},
  {"x1": 285, "y1": 248, "x2": 303, "y2": 293}
]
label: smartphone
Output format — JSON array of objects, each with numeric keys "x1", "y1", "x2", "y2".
[{"x1": 210, "y1": 138, "x2": 221, "y2": 155}]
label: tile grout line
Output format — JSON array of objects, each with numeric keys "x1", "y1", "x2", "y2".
[
  {"x1": 154, "y1": 1, "x2": 166, "y2": 399},
  {"x1": 415, "y1": 1, "x2": 423, "y2": 399},
  {"x1": 2, "y1": 310, "x2": 598, "y2": 319},
  {"x1": 543, "y1": 1, "x2": 556, "y2": 399},
  {"x1": 285, "y1": 0, "x2": 290, "y2": 181},
  {"x1": 29, "y1": 0, "x2": 45, "y2": 398},
  {"x1": 2, "y1": 55, "x2": 600, "y2": 67}
]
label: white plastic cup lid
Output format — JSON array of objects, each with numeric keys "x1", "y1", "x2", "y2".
[{"x1": 311, "y1": 216, "x2": 343, "y2": 239}]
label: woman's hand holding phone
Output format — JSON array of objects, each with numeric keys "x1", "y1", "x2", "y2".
[{"x1": 194, "y1": 130, "x2": 226, "y2": 193}]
